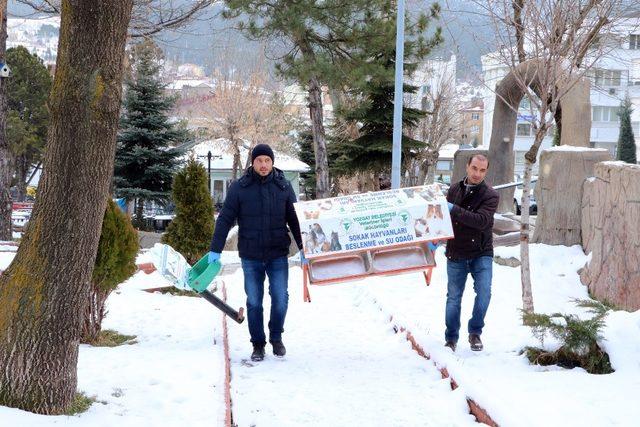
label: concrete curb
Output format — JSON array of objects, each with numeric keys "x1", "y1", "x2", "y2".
[{"x1": 394, "y1": 322, "x2": 499, "y2": 426}]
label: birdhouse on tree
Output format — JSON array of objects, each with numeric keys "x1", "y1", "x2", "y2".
[{"x1": 0, "y1": 62, "x2": 11, "y2": 78}]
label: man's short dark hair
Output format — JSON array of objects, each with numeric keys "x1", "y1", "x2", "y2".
[{"x1": 467, "y1": 153, "x2": 490, "y2": 168}]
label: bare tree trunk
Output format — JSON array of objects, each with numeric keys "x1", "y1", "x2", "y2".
[
  {"x1": 81, "y1": 285, "x2": 110, "y2": 344},
  {"x1": 15, "y1": 156, "x2": 29, "y2": 202},
  {"x1": 0, "y1": 0, "x2": 11, "y2": 241},
  {"x1": 520, "y1": 159, "x2": 535, "y2": 315},
  {"x1": 231, "y1": 137, "x2": 241, "y2": 179},
  {"x1": 0, "y1": 0, "x2": 133, "y2": 414},
  {"x1": 308, "y1": 76, "x2": 330, "y2": 199},
  {"x1": 135, "y1": 198, "x2": 144, "y2": 224},
  {"x1": 519, "y1": 127, "x2": 547, "y2": 317}
]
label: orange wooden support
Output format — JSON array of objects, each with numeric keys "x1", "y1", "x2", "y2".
[{"x1": 302, "y1": 263, "x2": 311, "y2": 302}]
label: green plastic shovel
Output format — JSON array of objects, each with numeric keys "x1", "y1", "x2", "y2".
[{"x1": 187, "y1": 254, "x2": 244, "y2": 324}]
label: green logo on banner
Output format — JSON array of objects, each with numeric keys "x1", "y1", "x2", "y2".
[
  {"x1": 342, "y1": 219, "x2": 352, "y2": 231},
  {"x1": 399, "y1": 210, "x2": 410, "y2": 224}
]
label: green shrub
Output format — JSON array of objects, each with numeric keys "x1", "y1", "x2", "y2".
[
  {"x1": 162, "y1": 158, "x2": 214, "y2": 265},
  {"x1": 64, "y1": 392, "x2": 95, "y2": 415},
  {"x1": 82, "y1": 200, "x2": 139, "y2": 344},
  {"x1": 522, "y1": 299, "x2": 614, "y2": 374}
]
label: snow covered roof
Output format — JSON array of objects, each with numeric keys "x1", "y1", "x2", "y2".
[
  {"x1": 438, "y1": 143, "x2": 462, "y2": 159},
  {"x1": 544, "y1": 146, "x2": 608, "y2": 152},
  {"x1": 189, "y1": 139, "x2": 310, "y2": 173},
  {"x1": 166, "y1": 79, "x2": 214, "y2": 91}
]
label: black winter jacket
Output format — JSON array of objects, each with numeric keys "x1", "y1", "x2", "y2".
[
  {"x1": 209, "y1": 167, "x2": 303, "y2": 260},
  {"x1": 445, "y1": 179, "x2": 499, "y2": 261}
]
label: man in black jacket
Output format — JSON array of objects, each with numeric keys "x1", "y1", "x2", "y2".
[
  {"x1": 208, "y1": 144, "x2": 303, "y2": 361},
  {"x1": 444, "y1": 154, "x2": 499, "y2": 352}
]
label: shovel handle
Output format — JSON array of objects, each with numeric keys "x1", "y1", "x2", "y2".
[{"x1": 200, "y1": 290, "x2": 245, "y2": 324}]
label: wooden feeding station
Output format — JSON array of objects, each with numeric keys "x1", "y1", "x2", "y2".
[{"x1": 295, "y1": 184, "x2": 454, "y2": 302}]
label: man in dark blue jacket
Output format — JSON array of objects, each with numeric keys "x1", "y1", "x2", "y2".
[{"x1": 208, "y1": 144, "x2": 303, "y2": 362}]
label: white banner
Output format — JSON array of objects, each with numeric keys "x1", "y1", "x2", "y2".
[{"x1": 294, "y1": 184, "x2": 454, "y2": 259}]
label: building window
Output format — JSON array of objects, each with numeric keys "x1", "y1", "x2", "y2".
[
  {"x1": 470, "y1": 125, "x2": 480, "y2": 133},
  {"x1": 631, "y1": 34, "x2": 640, "y2": 50},
  {"x1": 213, "y1": 180, "x2": 225, "y2": 205},
  {"x1": 514, "y1": 151, "x2": 526, "y2": 166},
  {"x1": 594, "y1": 69, "x2": 622, "y2": 86},
  {"x1": 516, "y1": 123, "x2": 532, "y2": 136},
  {"x1": 471, "y1": 113, "x2": 480, "y2": 120},
  {"x1": 436, "y1": 160, "x2": 452, "y2": 171},
  {"x1": 592, "y1": 106, "x2": 620, "y2": 122}
]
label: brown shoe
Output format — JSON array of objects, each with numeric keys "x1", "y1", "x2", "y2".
[
  {"x1": 469, "y1": 334, "x2": 483, "y2": 351},
  {"x1": 444, "y1": 341, "x2": 457, "y2": 352}
]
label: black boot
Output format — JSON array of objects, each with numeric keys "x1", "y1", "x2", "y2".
[
  {"x1": 271, "y1": 340, "x2": 286, "y2": 357},
  {"x1": 469, "y1": 334, "x2": 483, "y2": 351},
  {"x1": 251, "y1": 343, "x2": 265, "y2": 361}
]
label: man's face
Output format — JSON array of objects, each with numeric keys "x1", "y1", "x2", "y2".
[
  {"x1": 253, "y1": 155, "x2": 273, "y2": 176},
  {"x1": 466, "y1": 157, "x2": 489, "y2": 185}
]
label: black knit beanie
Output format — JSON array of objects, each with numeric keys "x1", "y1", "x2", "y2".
[{"x1": 251, "y1": 144, "x2": 275, "y2": 163}]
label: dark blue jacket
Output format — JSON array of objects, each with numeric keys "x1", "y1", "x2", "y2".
[{"x1": 209, "y1": 167, "x2": 303, "y2": 260}]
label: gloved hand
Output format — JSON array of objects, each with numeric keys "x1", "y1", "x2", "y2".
[
  {"x1": 427, "y1": 241, "x2": 440, "y2": 252},
  {"x1": 447, "y1": 202, "x2": 454, "y2": 212},
  {"x1": 208, "y1": 251, "x2": 221, "y2": 264},
  {"x1": 299, "y1": 250, "x2": 309, "y2": 265}
]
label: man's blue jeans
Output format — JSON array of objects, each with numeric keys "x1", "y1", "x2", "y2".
[
  {"x1": 445, "y1": 256, "x2": 493, "y2": 343},
  {"x1": 241, "y1": 256, "x2": 289, "y2": 345}
]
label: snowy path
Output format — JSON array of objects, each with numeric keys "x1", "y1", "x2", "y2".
[{"x1": 223, "y1": 266, "x2": 477, "y2": 427}]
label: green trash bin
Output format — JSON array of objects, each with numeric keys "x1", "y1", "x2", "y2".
[{"x1": 187, "y1": 254, "x2": 222, "y2": 293}]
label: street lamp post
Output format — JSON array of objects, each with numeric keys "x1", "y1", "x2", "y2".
[
  {"x1": 391, "y1": 0, "x2": 405, "y2": 189},
  {"x1": 207, "y1": 150, "x2": 212, "y2": 193}
]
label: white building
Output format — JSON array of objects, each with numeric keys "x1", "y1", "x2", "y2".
[
  {"x1": 481, "y1": 14, "x2": 640, "y2": 176},
  {"x1": 406, "y1": 55, "x2": 457, "y2": 111}
]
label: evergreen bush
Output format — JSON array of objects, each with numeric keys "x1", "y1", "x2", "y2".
[
  {"x1": 522, "y1": 299, "x2": 614, "y2": 374},
  {"x1": 82, "y1": 200, "x2": 139, "y2": 344},
  {"x1": 616, "y1": 97, "x2": 637, "y2": 164},
  {"x1": 162, "y1": 159, "x2": 215, "y2": 265}
]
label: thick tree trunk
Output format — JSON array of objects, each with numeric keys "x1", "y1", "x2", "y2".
[
  {"x1": 308, "y1": 76, "x2": 330, "y2": 199},
  {"x1": 0, "y1": 0, "x2": 11, "y2": 241},
  {"x1": 0, "y1": 0, "x2": 133, "y2": 415}
]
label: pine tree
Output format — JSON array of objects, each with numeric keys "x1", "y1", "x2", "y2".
[
  {"x1": 83, "y1": 200, "x2": 139, "y2": 344},
  {"x1": 616, "y1": 97, "x2": 637, "y2": 164},
  {"x1": 332, "y1": 3, "x2": 442, "y2": 176},
  {"x1": 114, "y1": 40, "x2": 187, "y2": 226},
  {"x1": 6, "y1": 46, "x2": 52, "y2": 201},
  {"x1": 162, "y1": 159, "x2": 215, "y2": 265}
]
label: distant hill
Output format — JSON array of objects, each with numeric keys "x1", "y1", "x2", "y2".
[{"x1": 8, "y1": 0, "x2": 495, "y2": 80}]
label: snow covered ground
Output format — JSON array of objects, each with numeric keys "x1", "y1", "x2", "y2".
[
  {"x1": 1, "y1": 243, "x2": 639, "y2": 426},
  {"x1": 0, "y1": 261, "x2": 226, "y2": 426}
]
